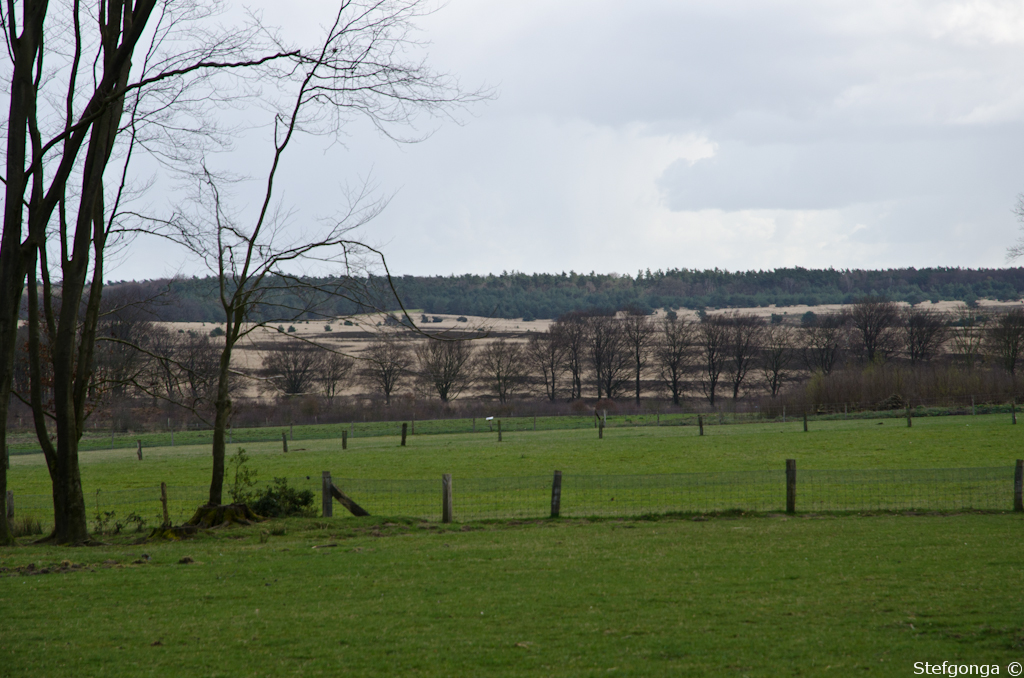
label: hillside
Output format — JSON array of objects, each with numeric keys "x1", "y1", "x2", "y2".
[{"x1": 103, "y1": 266, "x2": 1024, "y2": 322}]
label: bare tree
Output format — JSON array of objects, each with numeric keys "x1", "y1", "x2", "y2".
[
  {"x1": 588, "y1": 315, "x2": 630, "y2": 399},
  {"x1": 526, "y1": 327, "x2": 567, "y2": 402},
  {"x1": 622, "y1": 311, "x2": 656, "y2": 404},
  {"x1": 901, "y1": 308, "x2": 948, "y2": 365},
  {"x1": 0, "y1": 0, "x2": 296, "y2": 542},
  {"x1": 987, "y1": 309, "x2": 1024, "y2": 376},
  {"x1": 361, "y1": 335, "x2": 412, "y2": 405},
  {"x1": 318, "y1": 352, "x2": 355, "y2": 402},
  {"x1": 656, "y1": 314, "x2": 693, "y2": 406},
  {"x1": 761, "y1": 323, "x2": 794, "y2": 397},
  {"x1": 801, "y1": 313, "x2": 848, "y2": 375},
  {"x1": 157, "y1": 2, "x2": 481, "y2": 506},
  {"x1": 696, "y1": 315, "x2": 730, "y2": 407},
  {"x1": 725, "y1": 314, "x2": 764, "y2": 400},
  {"x1": 477, "y1": 339, "x2": 526, "y2": 403},
  {"x1": 417, "y1": 338, "x2": 475, "y2": 402},
  {"x1": 554, "y1": 312, "x2": 589, "y2": 400},
  {"x1": 262, "y1": 341, "x2": 321, "y2": 395},
  {"x1": 850, "y1": 296, "x2": 900, "y2": 362},
  {"x1": 949, "y1": 307, "x2": 987, "y2": 369}
]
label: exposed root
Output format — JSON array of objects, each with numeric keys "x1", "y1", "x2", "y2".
[{"x1": 147, "y1": 504, "x2": 263, "y2": 541}]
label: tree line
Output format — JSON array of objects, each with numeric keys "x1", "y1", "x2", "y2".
[{"x1": 100, "y1": 267, "x2": 1024, "y2": 323}]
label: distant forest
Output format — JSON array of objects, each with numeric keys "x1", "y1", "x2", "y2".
[{"x1": 106, "y1": 267, "x2": 1024, "y2": 322}]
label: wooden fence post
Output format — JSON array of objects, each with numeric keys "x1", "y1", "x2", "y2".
[
  {"x1": 698, "y1": 415, "x2": 704, "y2": 436},
  {"x1": 599, "y1": 421, "x2": 604, "y2": 439},
  {"x1": 906, "y1": 406, "x2": 912, "y2": 428},
  {"x1": 136, "y1": 440, "x2": 143, "y2": 460},
  {"x1": 550, "y1": 470, "x2": 562, "y2": 518},
  {"x1": 498, "y1": 420, "x2": 502, "y2": 442},
  {"x1": 1013, "y1": 401, "x2": 1017, "y2": 425},
  {"x1": 786, "y1": 459, "x2": 796, "y2": 514},
  {"x1": 281, "y1": 431, "x2": 288, "y2": 453},
  {"x1": 342, "y1": 430, "x2": 348, "y2": 450},
  {"x1": 290, "y1": 423, "x2": 293, "y2": 440},
  {"x1": 401, "y1": 423, "x2": 408, "y2": 447},
  {"x1": 160, "y1": 482, "x2": 170, "y2": 527},
  {"x1": 442, "y1": 474, "x2": 453, "y2": 523},
  {"x1": 803, "y1": 412, "x2": 808, "y2": 433},
  {"x1": 6, "y1": 490, "x2": 12, "y2": 519},
  {"x1": 322, "y1": 471, "x2": 333, "y2": 518},
  {"x1": 1014, "y1": 460, "x2": 1023, "y2": 513}
]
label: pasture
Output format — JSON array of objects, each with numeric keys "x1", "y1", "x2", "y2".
[{"x1": 2, "y1": 413, "x2": 1023, "y2": 676}]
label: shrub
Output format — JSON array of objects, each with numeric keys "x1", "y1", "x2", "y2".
[
  {"x1": 324, "y1": 325, "x2": 333, "y2": 332},
  {"x1": 209, "y1": 326, "x2": 225, "y2": 337},
  {"x1": 344, "y1": 320, "x2": 354, "y2": 326},
  {"x1": 287, "y1": 326, "x2": 296, "y2": 332},
  {"x1": 277, "y1": 325, "x2": 285, "y2": 332},
  {"x1": 228, "y1": 447, "x2": 259, "y2": 505},
  {"x1": 250, "y1": 478, "x2": 315, "y2": 518},
  {"x1": 457, "y1": 316, "x2": 468, "y2": 322}
]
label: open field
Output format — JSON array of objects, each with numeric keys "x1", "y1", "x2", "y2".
[
  {"x1": 4, "y1": 413, "x2": 1024, "y2": 676},
  {"x1": 2, "y1": 513, "x2": 1023, "y2": 677}
]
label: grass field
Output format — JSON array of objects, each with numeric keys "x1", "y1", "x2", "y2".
[{"x1": 3, "y1": 413, "x2": 1024, "y2": 676}]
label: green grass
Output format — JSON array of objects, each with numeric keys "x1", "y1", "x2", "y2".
[
  {"x1": 9, "y1": 412, "x2": 1023, "y2": 490},
  {"x1": 1, "y1": 512, "x2": 1022, "y2": 677},
  {"x1": 4, "y1": 413, "x2": 1024, "y2": 675}
]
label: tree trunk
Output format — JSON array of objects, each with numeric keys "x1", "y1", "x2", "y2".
[{"x1": 208, "y1": 342, "x2": 235, "y2": 506}]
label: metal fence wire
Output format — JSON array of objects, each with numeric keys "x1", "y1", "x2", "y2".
[{"x1": 10, "y1": 467, "x2": 1019, "y2": 532}]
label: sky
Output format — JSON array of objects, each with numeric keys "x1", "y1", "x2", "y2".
[{"x1": 109, "y1": 0, "x2": 1024, "y2": 281}]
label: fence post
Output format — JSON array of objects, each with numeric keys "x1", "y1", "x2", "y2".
[
  {"x1": 281, "y1": 431, "x2": 288, "y2": 453},
  {"x1": 322, "y1": 471, "x2": 333, "y2": 518},
  {"x1": 472, "y1": 418, "x2": 476, "y2": 433},
  {"x1": 599, "y1": 421, "x2": 604, "y2": 439},
  {"x1": 136, "y1": 440, "x2": 143, "y2": 460},
  {"x1": 803, "y1": 412, "x2": 808, "y2": 433},
  {"x1": 159, "y1": 482, "x2": 170, "y2": 526},
  {"x1": 786, "y1": 459, "x2": 796, "y2": 514},
  {"x1": 550, "y1": 470, "x2": 562, "y2": 518},
  {"x1": 1014, "y1": 401, "x2": 1017, "y2": 425},
  {"x1": 533, "y1": 415, "x2": 537, "y2": 431},
  {"x1": 401, "y1": 423, "x2": 407, "y2": 447},
  {"x1": 290, "y1": 423, "x2": 293, "y2": 440},
  {"x1": 342, "y1": 430, "x2": 348, "y2": 450},
  {"x1": 171, "y1": 430, "x2": 174, "y2": 447},
  {"x1": 6, "y1": 490, "x2": 12, "y2": 520},
  {"x1": 442, "y1": 474, "x2": 453, "y2": 523},
  {"x1": 498, "y1": 420, "x2": 502, "y2": 442},
  {"x1": 906, "y1": 406, "x2": 912, "y2": 428},
  {"x1": 698, "y1": 415, "x2": 704, "y2": 436},
  {"x1": 1014, "y1": 460, "x2": 1023, "y2": 513}
]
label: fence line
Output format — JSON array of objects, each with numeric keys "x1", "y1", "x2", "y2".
[
  {"x1": 9, "y1": 397, "x2": 1024, "y2": 458},
  {"x1": 10, "y1": 464, "x2": 1021, "y2": 534}
]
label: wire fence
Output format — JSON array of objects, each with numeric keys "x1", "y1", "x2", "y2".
[
  {"x1": 10, "y1": 396, "x2": 1023, "y2": 457},
  {"x1": 11, "y1": 466, "x2": 1018, "y2": 533}
]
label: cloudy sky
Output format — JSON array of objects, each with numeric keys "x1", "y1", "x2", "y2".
[{"x1": 111, "y1": 0, "x2": 1024, "y2": 280}]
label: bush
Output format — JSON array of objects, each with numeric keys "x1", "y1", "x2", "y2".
[
  {"x1": 324, "y1": 325, "x2": 333, "y2": 332},
  {"x1": 457, "y1": 316, "x2": 468, "y2": 322},
  {"x1": 209, "y1": 326, "x2": 225, "y2": 337},
  {"x1": 11, "y1": 516, "x2": 43, "y2": 538},
  {"x1": 344, "y1": 320, "x2": 354, "y2": 326},
  {"x1": 250, "y1": 478, "x2": 315, "y2": 518},
  {"x1": 287, "y1": 326, "x2": 296, "y2": 332}
]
